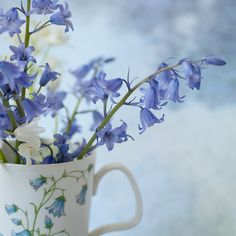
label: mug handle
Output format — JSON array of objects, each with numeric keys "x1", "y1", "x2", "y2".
[{"x1": 89, "y1": 163, "x2": 143, "y2": 236}]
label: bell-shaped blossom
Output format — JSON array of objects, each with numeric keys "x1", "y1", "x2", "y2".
[
  {"x1": 46, "y1": 195, "x2": 66, "y2": 217},
  {"x1": 45, "y1": 215, "x2": 54, "y2": 229},
  {"x1": 167, "y1": 79, "x2": 184, "y2": 103},
  {"x1": 182, "y1": 61, "x2": 202, "y2": 90},
  {"x1": 11, "y1": 218, "x2": 22, "y2": 226},
  {"x1": 30, "y1": 176, "x2": 47, "y2": 191},
  {"x1": 203, "y1": 56, "x2": 226, "y2": 66},
  {"x1": 5, "y1": 204, "x2": 18, "y2": 214},
  {"x1": 0, "y1": 103, "x2": 11, "y2": 138},
  {"x1": 32, "y1": 0, "x2": 59, "y2": 15},
  {"x1": 96, "y1": 121, "x2": 130, "y2": 151},
  {"x1": 85, "y1": 71, "x2": 123, "y2": 103},
  {"x1": 39, "y1": 63, "x2": 61, "y2": 87},
  {"x1": 139, "y1": 108, "x2": 164, "y2": 134},
  {"x1": 90, "y1": 111, "x2": 103, "y2": 131},
  {"x1": 0, "y1": 61, "x2": 22, "y2": 91},
  {"x1": 50, "y1": 2, "x2": 74, "y2": 32},
  {"x1": 75, "y1": 185, "x2": 88, "y2": 205},
  {"x1": 11, "y1": 230, "x2": 31, "y2": 236},
  {"x1": 10, "y1": 43, "x2": 36, "y2": 66},
  {"x1": 0, "y1": 8, "x2": 25, "y2": 36},
  {"x1": 46, "y1": 91, "x2": 66, "y2": 117},
  {"x1": 54, "y1": 133, "x2": 70, "y2": 162}
]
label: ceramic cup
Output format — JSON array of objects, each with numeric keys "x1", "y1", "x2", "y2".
[{"x1": 0, "y1": 152, "x2": 143, "y2": 236}]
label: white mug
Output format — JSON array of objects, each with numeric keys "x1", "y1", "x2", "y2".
[{"x1": 0, "y1": 153, "x2": 143, "y2": 236}]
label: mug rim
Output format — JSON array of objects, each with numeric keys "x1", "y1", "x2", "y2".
[{"x1": 0, "y1": 153, "x2": 95, "y2": 170}]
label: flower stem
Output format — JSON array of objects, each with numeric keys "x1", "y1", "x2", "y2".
[
  {"x1": 0, "y1": 149, "x2": 7, "y2": 163},
  {"x1": 77, "y1": 63, "x2": 179, "y2": 160},
  {"x1": 66, "y1": 97, "x2": 82, "y2": 134},
  {"x1": 22, "y1": 0, "x2": 31, "y2": 101}
]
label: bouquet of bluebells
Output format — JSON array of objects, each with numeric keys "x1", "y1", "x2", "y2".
[{"x1": 0, "y1": 0, "x2": 226, "y2": 166}]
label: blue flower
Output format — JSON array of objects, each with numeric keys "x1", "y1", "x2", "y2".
[
  {"x1": 203, "y1": 56, "x2": 226, "y2": 66},
  {"x1": 54, "y1": 133, "x2": 71, "y2": 162},
  {"x1": 46, "y1": 195, "x2": 66, "y2": 217},
  {"x1": 182, "y1": 60, "x2": 202, "y2": 90},
  {"x1": 0, "y1": 103, "x2": 12, "y2": 138},
  {"x1": 50, "y1": 2, "x2": 74, "y2": 32},
  {"x1": 32, "y1": 0, "x2": 59, "y2": 15},
  {"x1": 39, "y1": 63, "x2": 61, "y2": 87},
  {"x1": 85, "y1": 71, "x2": 123, "y2": 103},
  {"x1": 11, "y1": 218, "x2": 22, "y2": 226},
  {"x1": 167, "y1": 79, "x2": 185, "y2": 103},
  {"x1": 68, "y1": 139, "x2": 87, "y2": 159},
  {"x1": 10, "y1": 43, "x2": 36, "y2": 66},
  {"x1": 46, "y1": 91, "x2": 66, "y2": 117},
  {"x1": 42, "y1": 155, "x2": 57, "y2": 164},
  {"x1": 22, "y1": 95, "x2": 46, "y2": 121},
  {"x1": 0, "y1": 8, "x2": 25, "y2": 36},
  {"x1": 96, "y1": 121, "x2": 131, "y2": 151},
  {"x1": 139, "y1": 108, "x2": 164, "y2": 134},
  {"x1": 5, "y1": 204, "x2": 18, "y2": 214},
  {"x1": 75, "y1": 185, "x2": 88, "y2": 205},
  {"x1": 30, "y1": 175, "x2": 47, "y2": 191},
  {"x1": 45, "y1": 215, "x2": 54, "y2": 229},
  {"x1": 90, "y1": 111, "x2": 103, "y2": 131},
  {"x1": 11, "y1": 230, "x2": 31, "y2": 236},
  {"x1": 63, "y1": 119, "x2": 81, "y2": 137},
  {"x1": 0, "y1": 61, "x2": 23, "y2": 91}
]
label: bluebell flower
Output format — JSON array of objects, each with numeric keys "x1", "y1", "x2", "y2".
[
  {"x1": 32, "y1": 0, "x2": 59, "y2": 15},
  {"x1": 45, "y1": 215, "x2": 54, "y2": 229},
  {"x1": 40, "y1": 63, "x2": 61, "y2": 87},
  {"x1": 42, "y1": 155, "x2": 57, "y2": 164},
  {"x1": 182, "y1": 60, "x2": 202, "y2": 90},
  {"x1": 46, "y1": 195, "x2": 66, "y2": 217},
  {"x1": 90, "y1": 111, "x2": 103, "y2": 131},
  {"x1": 5, "y1": 204, "x2": 18, "y2": 214},
  {"x1": 46, "y1": 91, "x2": 66, "y2": 117},
  {"x1": 96, "y1": 121, "x2": 130, "y2": 151},
  {"x1": 11, "y1": 230, "x2": 31, "y2": 236},
  {"x1": 0, "y1": 103, "x2": 12, "y2": 138},
  {"x1": 54, "y1": 133, "x2": 71, "y2": 162},
  {"x1": 139, "y1": 108, "x2": 164, "y2": 134},
  {"x1": 167, "y1": 79, "x2": 184, "y2": 103},
  {"x1": 68, "y1": 139, "x2": 87, "y2": 159},
  {"x1": 203, "y1": 56, "x2": 226, "y2": 66},
  {"x1": 11, "y1": 218, "x2": 22, "y2": 226},
  {"x1": 0, "y1": 8, "x2": 25, "y2": 36},
  {"x1": 22, "y1": 98, "x2": 44, "y2": 121},
  {"x1": 142, "y1": 80, "x2": 161, "y2": 110},
  {"x1": 50, "y1": 2, "x2": 74, "y2": 32},
  {"x1": 10, "y1": 43, "x2": 36, "y2": 66},
  {"x1": 0, "y1": 61, "x2": 23, "y2": 91},
  {"x1": 75, "y1": 185, "x2": 88, "y2": 205},
  {"x1": 63, "y1": 119, "x2": 81, "y2": 137},
  {"x1": 30, "y1": 175, "x2": 47, "y2": 191},
  {"x1": 85, "y1": 72, "x2": 123, "y2": 103}
]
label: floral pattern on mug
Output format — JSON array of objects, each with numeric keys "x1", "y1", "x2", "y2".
[{"x1": 3, "y1": 164, "x2": 93, "y2": 236}]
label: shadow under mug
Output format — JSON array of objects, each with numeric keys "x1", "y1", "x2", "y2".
[{"x1": 0, "y1": 153, "x2": 143, "y2": 236}]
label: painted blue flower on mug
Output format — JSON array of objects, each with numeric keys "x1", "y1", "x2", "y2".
[
  {"x1": 29, "y1": 175, "x2": 47, "y2": 191},
  {"x1": 4, "y1": 165, "x2": 93, "y2": 235},
  {"x1": 5, "y1": 204, "x2": 18, "y2": 214},
  {"x1": 11, "y1": 230, "x2": 31, "y2": 236},
  {"x1": 46, "y1": 195, "x2": 66, "y2": 217},
  {"x1": 75, "y1": 185, "x2": 88, "y2": 205}
]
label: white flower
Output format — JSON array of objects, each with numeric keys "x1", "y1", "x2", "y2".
[
  {"x1": 14, "y1": 118, "x2": 45, "y2": 165},
  {"x1": 14, "y1": 118, "x2": 45, "y2": 147},
  {"x1": 18, "y1": 143, "x2": 43, "y2": 166}
]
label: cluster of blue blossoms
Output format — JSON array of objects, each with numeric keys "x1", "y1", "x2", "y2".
[{"x1": 0, "y1": 1, "x2": 226, "y2": 166}]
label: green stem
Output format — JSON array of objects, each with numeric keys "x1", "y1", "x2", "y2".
[
  {"x1": 0, "y1": 149, "x2": 7, "y2": 163},
  {"x1": 66, "y1": 97, "x2": 82, "y2": 134},
  {"x1": 77, "y1": 63, "x2": 179, "y2": 160},
  {"x1": 22, "y1": 0, "x2": 31, "y2": 101}
]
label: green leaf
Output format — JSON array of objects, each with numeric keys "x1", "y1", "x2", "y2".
[{"x1": 0, "y1": 149, "x2": 7, "y2": 163}]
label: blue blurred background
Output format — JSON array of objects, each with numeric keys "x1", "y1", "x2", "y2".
[{"x1": 2, "y1": 0, "x2": 236, "y2": 235}]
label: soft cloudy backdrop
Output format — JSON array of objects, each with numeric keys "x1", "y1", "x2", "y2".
[{"x1": 1, "y1": 0, "x2": 236, "y2": 235}]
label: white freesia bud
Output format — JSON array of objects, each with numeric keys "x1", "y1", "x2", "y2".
[
  {"x1": 14, "y1": 118, "x2": 45, "y2": 165},
  {"x1": 14, "y1": 118, "x2": 45, "y2": 147},
  {"x1": 18, "y1": 143, "x2": 43, "y2": 166}
]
